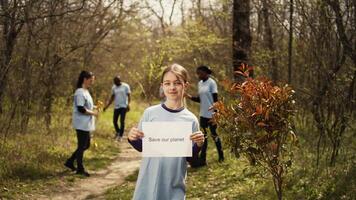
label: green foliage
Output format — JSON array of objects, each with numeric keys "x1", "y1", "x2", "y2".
[
  {"x1": 128, "y1": 51, "x2": 166, "y2": 103},
  {"x1": 161, "y1": 21, "x2": 226, "y2": 61},
  {"x1": 214, "y1": 76, "x2": 297, "y2": 199},
  {"x1": 104, "y1": 138, "x2": 278, "y2": 200},
  {"x1": 0, "y1": 100, "x2": 146, "y2": 199},
  {"x1": 104, "y1": 130, "x2": 356, "y2": 200},
  {"x1": 0, "y1": 128, "x2": 119, "y2": 199}
]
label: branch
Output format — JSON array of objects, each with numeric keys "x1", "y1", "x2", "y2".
[
  {"x1": 168, "y1": 0, "x2": 177, "y2": 25},
  {"x1": 325, "y1": 0, "x2": 356, "y2": 64}
]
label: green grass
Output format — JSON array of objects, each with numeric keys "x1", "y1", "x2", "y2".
[
  {"x1": 0, "y1": 100, "x2": 146, "y2": 199},
  {"x1": 97, "y1": 100, "x2": 146, "y2": 134},
  {"x1": 0, "y1": 126, "x2": 119, "y2": 199},
  {"x1": 105, "y1": 169, "x2": 139, "y2": 200},
  {"x1": 105, "y1": 181, "x2": 137, "y2": 200},
  {"x1": 2, "y1": 101, "x2": 355, "y2": 200},
  {"x1": 104, "y1": 134, "x2": 356, "y2": 200},
  {"x1": 104, "y1": 136, "x2": 276, "y2": 200}
]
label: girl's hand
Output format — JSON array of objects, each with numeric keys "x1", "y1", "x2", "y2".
[
  {"x1": 128, "y1": 127, "x2": 144, "y2": 141},
  {"x1": 190, "y1": 131, "x2": 205, "y2": 147},
  {"x1": 93, "y1": 110, "x2": 99, "y2": 117}
]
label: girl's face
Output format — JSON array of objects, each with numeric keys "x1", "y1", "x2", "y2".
[
  {"x1": 161, "y1": 71, "x2": 186, "y2": 102},
  {"x1": 83, "y1": 76, "x2": 95, "y2": 88}
]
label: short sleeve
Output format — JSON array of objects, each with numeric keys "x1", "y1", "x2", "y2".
[
  {"x1": 75, "y1": 91, "x2": 86, "y2": 107},
  {"x1": 111, "y1": 85, "x2": 115, "y2": 95},
  {"x1": 138, "y1": 109, "x2": 149, "y2": 132},
  {"x1": 210, "y1": 79, "x2": 218, "y2": 93},
  {"x1": 126, "y1": 84, "x2": 131, "y2": 94},
  {"x1": 192, "y1": 119, "x2": 200, "y2": 132}
]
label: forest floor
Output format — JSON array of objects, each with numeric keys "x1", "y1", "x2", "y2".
[
  {"x1": 35, "y1": 137, "x2": 141, "y2": 200},
  {"x1": 1, "y1": 101, "x2": 354, "y2": 200}
]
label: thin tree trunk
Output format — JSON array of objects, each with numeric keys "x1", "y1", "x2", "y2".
[
  {"x1": 262, "y1": 0, "x2": 278, "y2": 82},
  {"x1": 0, "y1": 0, "x2": 24, "y2": 113},
  {"x1": 19, "y1": 8, "x2": 34, "y2": 133},
  {"x1": 288, "y1": 0, "x2": 294, "y2": 84},
  {"x1": 232, "y1": 0, "x2": 251, "y2": 82},
  {"x1": 325, "y1": 0, "x2": 356, "y2": 65}
]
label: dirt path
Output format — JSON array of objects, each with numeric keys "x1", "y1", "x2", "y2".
[{"x1": 37, "y1": 138, "x2": 141, "y2": 200}]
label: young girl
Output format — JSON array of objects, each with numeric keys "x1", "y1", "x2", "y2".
[
  {"x1": 128, "y1": 64, "x2": 205, "y2": 200},
  {"x1": 65, "y1": 70, "x2": 98, "y2": 177}
]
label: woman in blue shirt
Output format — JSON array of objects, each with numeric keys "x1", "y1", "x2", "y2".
[
  {"x1": 186, "y1": 65, "x2": 224, "y2": 167},
  {"x1": 64, "y1": 70, "x2": 98, "y2": 177}
]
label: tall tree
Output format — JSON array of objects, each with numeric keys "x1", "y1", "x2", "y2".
[
  {"x1": 0, "y1": 0, "x2": 25, "y2": 113},
  {"x1": 288, "y1": 0, "x2": 293, "y2": 84},
  {"x1": 262, "y1": 0, "x2": 278, "y2": 82},
  {"x1": 232, "y1": 0, "x2": 251, "y2": 82}
]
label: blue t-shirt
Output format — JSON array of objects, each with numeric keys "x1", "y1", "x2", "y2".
[
  {"x1": 112, "y1": 82, "x2": 131, "y2": 109},
  {"x1": 72, "y1": 88, "x2": 95, "y2": 131},
  {"x1": 133, "y1": 104, "x2": 199, "y2": 200},
  {"x1": 198, "y1": 77, "x2": 218, "y2": 118}
]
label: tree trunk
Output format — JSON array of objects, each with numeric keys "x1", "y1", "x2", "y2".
[
  {"x1": 19, "y1": 23, "x2": 33, "y2": 133},
  {"x1": 42, "y1": 1, "x2": 59, "y2": 132},
  {"x1": 271, "y1": 161, "x2": 283, "y2": 200},
  {"x1": 273, "y1": 175, "x2": 283, "y2": 200},
  {"x1": 325, "y1": 0, "x2": 356, "y2": 65},
  {"x1": 232, "y1": 0, "x2": 251, "y2": 82},
  {"x1": 0, "y1": 0, "x2": 24, "y2": 113},
  {"x1": 262, "y1": 0, "x2": 278, "y2": 82},
  {"x1": 288, "y1": 0, "x2": 294, "y2": 84}
]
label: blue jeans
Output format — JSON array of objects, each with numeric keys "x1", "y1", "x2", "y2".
[{"x1": 113, "y1": 107, "x2": 127, "y2": 137}]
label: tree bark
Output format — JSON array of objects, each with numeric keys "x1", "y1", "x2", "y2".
[
  {"x1": 325, "y1": 0, "x2": 356, "y2": 65},
  {"x1": 0, "y1": 0, "x2": 24, "y2": 113},
  {"x1": 232, "y1": 0, "x2": 251, "y2": 82},
  {"x1": 262, "y1": 0, "x2": 278, "y2": 82},
  {"x1": 288, "y1": 0, "x2": 294, "y2": 84}
]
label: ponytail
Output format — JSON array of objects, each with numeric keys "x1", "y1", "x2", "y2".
[{"x1": 76, "y1": 70, "x2": 94, "y2": 88}]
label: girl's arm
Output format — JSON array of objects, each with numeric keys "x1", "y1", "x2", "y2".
[
  {"x1": 77, "y1": 106, "x2": 98, "y2": 116},
  {"x1": 212, "y1": 93, "x2": 218, "y2": 102},
  {"x1": 186, "y1": 94, "x2": 200, "y2": 103},
  {"x1": 75, "y1": 93, "x2": 98, "y2": 116},
  {"x1": 187, "y1": 131, "x2": 204, "y2": 164},
  {"x1": 128, "y1": 127, "x2": 144, "y2": 152},
  {"x1": 128, "y1": 139, "x2": 142, "y2": 152}
]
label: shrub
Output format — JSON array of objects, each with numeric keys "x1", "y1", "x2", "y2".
[{"x1": 214, "y1": 71, "x2": 297, "y2": 200}]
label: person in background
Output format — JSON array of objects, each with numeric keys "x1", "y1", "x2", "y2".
[
  {"x1": 64, "y1": 70, "x2": 98, "y2": 177},
  {"x1": 186, "y1": 65, "x2": 224, "y2": 167},
  {"x1": 128, "y1": 63, "x2": 205, "y2": 200},
  {"x1": 103, "y1": 75, "x2": 131, "y2": 141}
]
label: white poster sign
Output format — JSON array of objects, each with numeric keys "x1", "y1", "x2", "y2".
[{"x1": 142, "y1": 122, "x2": 192, "y2": 157}]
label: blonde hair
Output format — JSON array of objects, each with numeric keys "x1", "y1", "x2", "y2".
[{"x1": 161, "y1": 63, "x2": 189, "y2": 83}]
